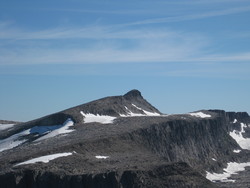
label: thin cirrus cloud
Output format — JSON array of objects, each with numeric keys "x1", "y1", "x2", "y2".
[
  {"x1": 0, "y1": 26, "x2": 250, "y2": 69},
  {"x1": 42, "y1": 7, "x2": 152, "y2": 15},
  {"x1": 0, "y1": 4, "x2": 250, "y2": 77},
  {"x1": 0, "y1": 44, "x2": 204, "y2": 65},
  {"x1": 0, "y1": 22, "x2": 250, "y2": 65},
  {"x1": 0, "y1": 25, "x2": 178, "y2": 40},
  {"x1": 124, "y1": 6, "x2": 250, "y2": 26},
  {"x1": 164, "y1": 0, "x2": 250, "y2": 5},
  {"x1": 0, "y1": 20, "x2": 210, "y2": 65},
  {"x1": 1, "y1": 41, "x2": 250, "y2": 67},
  {"x1": 0, "y1": 27, "x2": 210, "y2": 66},
  {"x1": 1, "y1": 4, "x2": 250, "y2": 40}
]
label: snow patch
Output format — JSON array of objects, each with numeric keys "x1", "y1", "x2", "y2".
[
  {"x1": 212, "y1": 158, "x2": 217, "y2": 161},
  {"x1": 233, "y1": 119, "x2": 237, "y2": 123},
  {"x1": 14, "y1": 152, "x2": 73, "y2": 166},
  {"x1": 0, "y1": 124, "x2": 15, "y2": 131},
  {"x1": 120, "y1": 111, "x2": 144, "y2": 117},
  {"x1": 132, "y1": 104, "x2": 143, "y2": 110},
  {"x1": 189, "y1": 112, "x2": 211, "y2": 118},
  {"x1": 229, "y1": 123, "x2": 250, "y2": 150},
  {"x1": 35, "y1": 118, "x2": 74, "y2": 141},
  {"x1": 0, "y1": 119, "x2": 74, "y2": 152},
  {"x1": 132, "y1": 104, "x2": 161, "y2": 116},
  {"x1": 143, "y1": 110, "x2": 161, "y2": 116},
  {"x1": 0, "y1": 129, "x2": 30, "y2": 152},
  {"x1": 95, "y1": 155, "x2": 109, "y2": 159},
  {"x1": 120, "y1": 104, "x2": 161, "y2": 117},
  {"x1": 233, "y1": 149, "x2": 241, "y2": 153},
  {"x1": 206, "y1": 162, "x2": 250, "y2": 183},
  {"x1": 80, "y1": 111, "x2": 116, "y2": 124}
]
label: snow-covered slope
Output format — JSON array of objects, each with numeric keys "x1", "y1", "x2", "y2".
[
  {"x1": 0, "y1": 124, "x2": 15, "y2": 131},
  {"x1": 14, "y1": 152, "x2": 74, "y2": 166},
  {"x1": 0, "y1": 118, "x2": 74, "y2": 152},
  {"x1": 189, "y1": 111, "x2": 212, "y2": 118},
  {"x1": 229, "y1": 122, "x2": 250, "y2": 150}
]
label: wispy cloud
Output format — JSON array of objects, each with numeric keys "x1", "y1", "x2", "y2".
[
  {"x1": 0, "y1": 25, "x2": 209, "y2": 65},
  {"x1": 1, "y1": 39, "x2": 250, "y2": 67},
  {"x1": 1, "y1": 4, "x2": 250, "y2": 40},
  {"x1": 125, "y1": 6, "x2": 250, "y2": 26},
  {"x1": 41, "y1": 8, "x2": 151, "y2": 15},
  {"x1": 0, "y1": 21, "x2": 250, "y2": 67},
  {"x1": 164, "y1": 0, "x2": 250, "y2": 5},
  {"x1": 0, "y1": 2, "x2": 250, "y2": 79},
  {"x1": 0, "y1": 25, "x2": 178, "y2": 40}
]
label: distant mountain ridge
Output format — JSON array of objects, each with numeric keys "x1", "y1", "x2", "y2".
[
  {"x1": 0, "y1": 120, "x2": 21, "y2": 125},
  {"x1": 0, "y1": 90, "x2": 250, "y2": 188},
  {"x1": 0, "y1": 89, "x2": 161, "y2": 139}
]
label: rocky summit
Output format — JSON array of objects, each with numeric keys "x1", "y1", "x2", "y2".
[{"x1": 0, "y1": 90, "x2": 250, "y2": 188}]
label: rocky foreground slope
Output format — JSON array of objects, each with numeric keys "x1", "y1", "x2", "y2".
[{"x1": 0, "y1": 90, "x2": 250, "y2": 188}]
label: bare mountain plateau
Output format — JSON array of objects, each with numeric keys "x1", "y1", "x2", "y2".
[{"x1": 0, "y1": 90, "x2": 250, "y2": 188}]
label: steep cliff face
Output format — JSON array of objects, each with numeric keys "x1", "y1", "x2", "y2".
[
  {"x1": 226, "y1": 112, "x2": 250, "y2": 122},
  {"x1": 0, "y1": 90, "x2": 249, "y2": 188},
  {"x1": 121, "y1": 116, "x2": 239, "y2": 171},
  {"x1": 0, "y1": 163, "x2": 216, "y2": 188}
]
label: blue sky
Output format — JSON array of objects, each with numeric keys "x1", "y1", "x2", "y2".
[{"x1": 0, "y1": 0, "x2": 250, "y2": 121}]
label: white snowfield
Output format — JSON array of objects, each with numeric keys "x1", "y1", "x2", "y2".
[
  {"x1": 80, "y1": 111, "x2": 116, "y2": 124},
  {"x1": 189, "y1": 112, "x2": 211, "y2": 118},
  {"x1": 132, "y1": 104, "x2": 161, "y2": 116},
  {"x1": 14, "y1": 152, "x2": 73, "y2": 166},
  {"x1": 80, "y1": 104, "x2": 162, "y2": 123},
  {"x1": 120, "y1": 104, "x2": 161, "y2": 117},
  {"x1": 0, "y1": 124, "x2": 15, "y2": 131},
  {"x1": 95, "y1": 155, "x2": 109, "y2": 159},
  {"x1": 0, "y1": 129, "x2": 30, "y2": 152},
  {"x1": 35, "y1": 118, "x2": 74, "y2": 141},
  {"x1": 206, "y1": 162, "x2": 250, "y2": 182},
  {"x1": 233, "y1": 149, "x2": 241, "y2": 153},
  {"x1": 229, "y1": 123, "x2": 250, "y2": 150},
  {"x1": 0, "y1": 119, "x2": 74, "y2": 152},
  {"x1": 233, "y1": 119, "x2": 238, "y2": 123}
]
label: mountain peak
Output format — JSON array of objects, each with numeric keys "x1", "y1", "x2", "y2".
[{"x1": 123, "y1": 89, "x2": 142, "y2": 99}]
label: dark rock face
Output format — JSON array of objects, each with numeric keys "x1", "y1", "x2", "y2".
[
  {"x1": 0, "y1": 90, "x2": 250, "y2": 188},
  {"x1": 227, "y1": 112, "x2": 250, "y2": 122},
  {"x1": 119, "y1": 163, "x2": 217, "y2": 188},
  {"x1": 126, "y1": 118, "x2": 238, "y2": 171},
  {"x1": 123, "y1": 89, "x2": 142, "y2": 99},
  {"x1": 0, "y1": 163, "x2": 216, "y2": 188}
]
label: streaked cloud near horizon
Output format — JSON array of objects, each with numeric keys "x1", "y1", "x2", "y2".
[{"x1": 0, "y1": 0, "x2": 250, "y2": 76}]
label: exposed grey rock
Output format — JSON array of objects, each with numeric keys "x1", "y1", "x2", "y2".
[
  {"x1": 0, "y1": 120, "x2": 21, "y2": 124},
  {"x1": 0, "y1": 90, "x2": 250, "y2": 188}
]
